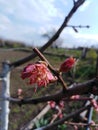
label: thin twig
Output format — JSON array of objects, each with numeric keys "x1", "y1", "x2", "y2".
[
  {"x1": 66, "y1": 25, "x2": 90, "y2": 28},
  {"x1": 36, "y1": 104, "x2": 91, "y2": 130},
  {"x1": 64, "y1": 121, "x2": 98, "y2": 127},
  {"x1": 73, "y1": 0, "x2": 76, "y2": 5}
]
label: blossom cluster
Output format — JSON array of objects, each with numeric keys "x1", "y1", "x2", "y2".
[
  {"x1": 21, "y1": 57, "x2": 75, "y2": 91},
  {"x1": 48, "y1": 100, "x2": 65, "y2": 119}
]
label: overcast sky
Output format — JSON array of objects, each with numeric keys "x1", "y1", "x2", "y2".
[{"x1": 0, "y1": 0, "x2": 98, "y2": 48}]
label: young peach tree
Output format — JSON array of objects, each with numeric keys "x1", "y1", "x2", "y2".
[{"x1": 0, "y1": 0, "x2": 98, "y2": 130}]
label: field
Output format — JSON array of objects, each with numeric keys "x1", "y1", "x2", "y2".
[{"x1": 0, "y1": 47, "x2": 97, "y2": 130}]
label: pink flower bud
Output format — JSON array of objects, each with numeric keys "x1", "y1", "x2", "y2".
[
  {"x1": 58, "y1": 113, "x2": 63, "y2": 119},
  {"x1": 17, "y1": 88, "x2": 23, "y2": 96},
  {"x1": 70, "y1": 95, "x2": 80, "y2": 100},
  {"x1": 59, "y1": 101, "x2": 65, "y2": 108},
  {"x1": 48, "y1": 101, "x2": 56, "y2": 108},
  {"x1": 90, "y1": 99, "x2": 98, "y2": 112}
]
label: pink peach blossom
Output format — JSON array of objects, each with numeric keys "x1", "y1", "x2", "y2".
[{"x1": 21, "y1": 62, "x2": 56, "y2": 88}]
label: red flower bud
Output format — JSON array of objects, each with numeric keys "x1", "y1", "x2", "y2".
[{"x1": 59, "y1": 57, "x2": 76, "y2": 73}]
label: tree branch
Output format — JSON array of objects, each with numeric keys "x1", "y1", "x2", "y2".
[
  {"x1": 8, "y1": 77, "x2": 98, "y2": 105},
  {"x1": 9, "y1": 0, "x2": 86, "y2": 68}
]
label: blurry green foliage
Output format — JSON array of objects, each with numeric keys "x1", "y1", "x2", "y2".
[{"x1": 87, "y1": 48, "x2": 97, "y2": 60}]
